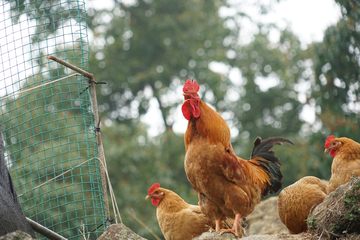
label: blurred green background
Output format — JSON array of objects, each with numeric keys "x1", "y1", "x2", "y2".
[{"x1": 3, "y1": 0, "x2": 360, "y2": 239}]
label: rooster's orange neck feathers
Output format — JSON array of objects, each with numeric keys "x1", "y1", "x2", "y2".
[
  {"x1": 182, "y1": 79, "x2": 232, "y2": 152},
  {"x1": 184, "y1": 103, "x2": 232, "y2": 153}
]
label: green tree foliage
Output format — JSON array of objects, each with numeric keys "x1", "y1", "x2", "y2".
[
  {"x1": 5, "y1": 0, "x2": 84, "y2": 43},
  {"x1": 230, "y1": 29, "x2": 312, "y2": 187},
  {"x1": 305, "y1": 0, "x2": 360, "y2": 180},
  {"x1": 312, "y1": 0, "x2": 360, "y2": 122},
  {"x1": 88, "y1": 0, "x2": 238, "y2": 124}
]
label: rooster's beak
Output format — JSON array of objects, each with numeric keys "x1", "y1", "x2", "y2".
[
  {"x1": 145, "y1": 195, "x2": 152, "y2": 200},
  {"x1": 183, "y1": 93, "x2": 190, "y2": 103},
  {"x1": 324, "y1": 148, "x2": 330, "y2": 153}
]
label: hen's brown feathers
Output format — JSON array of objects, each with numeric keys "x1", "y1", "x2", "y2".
[
  {"x1": 277, "y1": 176, "x2": 328, "y2": 234},
  {"x1": 147, "y1": 186, "x2": 243, "y2": 240},
  {"x1": 326, "y1": 137, "x2": 360, "y2": 193},
  {"x1": 148, "y1": 187, "x2": 213, "y2": 240}
]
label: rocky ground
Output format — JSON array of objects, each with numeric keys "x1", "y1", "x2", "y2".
[{"x1": 0, "y1": 231, "x2": 34, "y2": 240}]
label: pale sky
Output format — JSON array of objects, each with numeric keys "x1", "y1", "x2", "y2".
[{"x1": 270, "y1": 0, "x2": 341, "y2": 45}]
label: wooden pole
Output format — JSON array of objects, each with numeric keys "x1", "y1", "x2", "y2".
[
  {"x1": 47, "y1": 55, "x2": 111, "y2": 221},
  {"x1": 89, "y1": 77, "x2": 111, "y2": 221}
]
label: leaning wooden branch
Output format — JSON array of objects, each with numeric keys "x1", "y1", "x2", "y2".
[
  {"x1": 47, "y1": 55, "x2": 111, "y2": 221},
  {"x1": 47, "y1": 55, "x2": 94, "y2": 79}
]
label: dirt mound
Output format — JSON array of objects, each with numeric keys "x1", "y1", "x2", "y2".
[
  {"x1": 246, "y1": 196, "x2": 288, "y2": 235},
  {"x1": 307, "y1": 177, "x2": 360, "y2": 239}
]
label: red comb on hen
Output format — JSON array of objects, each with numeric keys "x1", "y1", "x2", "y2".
[
  {"x1": 148, "y1": 183, "x2": 160, "y2": 194},
  {"x1": 183, "y1": 79, "x2": 200, "y2": 93},
  {"x1": 325, "y1": 135, "x2": 335, "y2": 148}
]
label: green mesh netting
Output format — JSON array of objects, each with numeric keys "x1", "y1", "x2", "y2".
[{"x1": 0, "y1": 0, "x2": 108, "y2": 239}]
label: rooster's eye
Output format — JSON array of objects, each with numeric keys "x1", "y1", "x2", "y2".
[{"x1": 155, "y1": 191, "x2": 159, "y2": 194}]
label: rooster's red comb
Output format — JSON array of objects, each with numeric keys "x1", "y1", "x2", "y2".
[
  {"x1": 148, "y1": 183, "x2": 160, "y2": 194},
  {"x1": 325, "y1": 135, "x2": 335, "y2": 148},
  {"x1": 183, "y1": 79, "x2": 200, "y2": 93}
]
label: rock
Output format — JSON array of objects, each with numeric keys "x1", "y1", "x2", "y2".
[
  {"x1": 97, "y1": 223, "x2": 147, "y2": 240},
  {"x1": 193, "y1": 231, "x2": 240, "y2": 240},
  {"x1": 193, "y1": 232, "x2": 311, "y2": 240},
  {"x1": 245, "y1": 196, "x2": 288, "y2": 235},
  {"x1": 242, "y1": 233, "x2": 311, "y2": 240},
  {"x1": 193, "y1": 197, "x2": 297, "y2": 240},
  {"x1": 308, "y1": 177, "x2": 360, "y2": 240},
  {"x1": 0, "y1": 231, "x2": 34, "y2": 240}
]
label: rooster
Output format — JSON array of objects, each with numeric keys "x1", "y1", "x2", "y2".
[
  {"x1": 181, "y1": 79, "x2": 293, "y2": 236},
  {"x1": 277, "y1": 176, "x2": 328, "y2": 234},
  {"x1": 324, "y1": 135, "x2": 360, "y2": 193},
  {"x1": 145, "y1": 183, "x2": 245, "y2": 240}
]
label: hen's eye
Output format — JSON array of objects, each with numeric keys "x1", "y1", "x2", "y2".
[{"x1": 155, "y1": 191, "x2": 159, "y2": 194}]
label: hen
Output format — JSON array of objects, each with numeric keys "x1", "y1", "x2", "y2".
[
  {"x1": 325, "y1": 135, "x2": 360, "y2": 193},
  {"x1": 145, "y1": 183, "x2": 244, "y2": 240},
  {"x1": 182, "y1": 79, "x2": 293, "y2": 236},
  {"x1": 277, "y1": 176, "x2": 328, "y2": 234}
]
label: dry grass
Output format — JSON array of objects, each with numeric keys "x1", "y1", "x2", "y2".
[{"x1": 78, "y1": 221, "x2": 90, "y2": 240}]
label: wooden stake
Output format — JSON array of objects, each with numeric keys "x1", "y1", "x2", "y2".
[{"x1": 47, "y1": 55, "x2": 111, "y2": 222}]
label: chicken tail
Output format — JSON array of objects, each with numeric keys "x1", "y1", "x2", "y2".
[{"x1": 250, "y1": 136, "x2": 293, "y2": 197}]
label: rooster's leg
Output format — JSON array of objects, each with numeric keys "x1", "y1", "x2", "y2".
[
  {"x1": 216, "y1": 217, "x2": 222, "y2": 232},
  {"x1": 219, "y1": 214, "x2": 241, "y2": 236}
]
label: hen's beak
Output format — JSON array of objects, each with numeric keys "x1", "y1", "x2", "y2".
[
  {"x1": 324, "y1": 148, "x2": 330, "y2": 153},
  {"x1": 145, "y1": 195, "x2": 152, "y2": 200}
]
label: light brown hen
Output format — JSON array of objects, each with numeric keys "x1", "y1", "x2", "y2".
[
  {"x1": 277, "y1": 176, "x2": 328, "y2": 234},
  {"x1": 324, "y1": 135, "x2": 360, "y2": 193},
  {"x1": 146, "y1": 183, "x2": 244, "y2": 240}
]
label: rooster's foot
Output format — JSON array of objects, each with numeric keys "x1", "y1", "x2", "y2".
[{"x1": 219, "y1": 228, "x2": 237, "y2": 237}]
